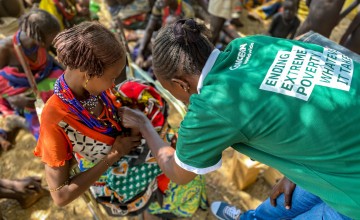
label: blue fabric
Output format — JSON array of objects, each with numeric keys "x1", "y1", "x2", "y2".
[
  {"x1": 0, "y1": 57, "x2": 57, "y2": 89},
  {"x1": 241, "y1": 186, "x2": 352, "y2": 220},
  {"x1": 24, "y1": 111, "x2": 40, "y2": 140}
]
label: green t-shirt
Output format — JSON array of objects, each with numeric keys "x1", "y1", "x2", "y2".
[{"x1": 175, "y1": 35, "x2": 360, "y2": 218}]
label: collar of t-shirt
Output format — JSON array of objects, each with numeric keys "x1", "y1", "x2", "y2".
[{"x1": 197, "y1": 48, "x2": 221, "y2": 93}]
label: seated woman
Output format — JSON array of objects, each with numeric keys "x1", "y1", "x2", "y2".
[
  {"x1": 267, "y1": 0, "x2": 300, "y2": 39},
  {"x1": 0, "y1": 9, "x2": 62, "y2": 149}
]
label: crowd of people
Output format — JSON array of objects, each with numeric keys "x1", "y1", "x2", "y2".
[{"x1": 0, "y1": 0, "x2": 359, "y2": 219}]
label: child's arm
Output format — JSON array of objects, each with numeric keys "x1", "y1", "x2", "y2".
[{"x1": 45, "y1": 135, "x2": 140, "y2": 206}]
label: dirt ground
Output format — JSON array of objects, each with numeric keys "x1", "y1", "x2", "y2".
[
  {"x1": 0, "y1": 4, "x2": 354, "y2": 220},
  {"x1": 0, "y1": 128, "x2": 271, "y2": 220}
]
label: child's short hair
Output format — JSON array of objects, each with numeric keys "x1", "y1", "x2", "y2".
[
  {"x1": 53, "y1": 21, "x2": 125, "y2": 77},
  {"x1": 19, "y1": 9, "x2": 61, "y2": 44}
]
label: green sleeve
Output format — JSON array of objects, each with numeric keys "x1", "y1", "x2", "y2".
[{"x1": 175, "y1": 98, "x2": 246, "y2": 174}]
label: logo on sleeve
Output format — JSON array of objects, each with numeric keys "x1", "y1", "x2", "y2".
[{"x1": 229, "y1": 43, "x2": 254, "y2": 70}]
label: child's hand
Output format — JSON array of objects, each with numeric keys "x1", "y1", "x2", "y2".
[
  {"x1": 270, "y1": 177, "x2": 296, "y2": 209},
  {"x1": 110, "y1": 134, "x2": 141, "y2": 160}
]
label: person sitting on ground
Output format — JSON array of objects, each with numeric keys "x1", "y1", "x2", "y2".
[
  {"x1": 0, "y1": 176, "x2": 49, "y2": 209},
  {"x1": 268, "y1": 0, "x2": 300, "y2": 39},
  {"x1": 135, "y1": 0, "x2": 194, "y2": 71},
  {"x1": 119, "y1": 18, "x2": 360, "y2": 219},
  {"x1": 0, "y1": 9, "x2": 63, "y2": 148}
]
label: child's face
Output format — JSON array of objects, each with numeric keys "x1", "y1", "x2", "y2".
[
  {"x1": 283, "y1": 1, "x2": 297, "y2": 21},
  {"x1": 85, "y1": 58, "x2": 126, "y2": 95},
  {"x1": 76, "y1": 0, "x2": 90, "y2": 16}
]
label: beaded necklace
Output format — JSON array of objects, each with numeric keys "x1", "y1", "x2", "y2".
[
  {"x1": 79, "y1": 95, "x2": 98, "y2": 112},
  {"x1": 54, "y1": 74, "x2": 122, "y2": 134}
]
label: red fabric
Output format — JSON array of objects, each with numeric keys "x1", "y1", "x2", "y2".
[
  {"x1": 116, "y1": 81, "x2": 165, "y2": 130},
  {"x1": 157, "y1": 173, "x2": 170, "y2": 193},
  {"x1": 122, "y1": 14, "x2": 147, "y2": 26},
  {"x1": 12, "y1": 32, "x2": 48, "y2": 71}
]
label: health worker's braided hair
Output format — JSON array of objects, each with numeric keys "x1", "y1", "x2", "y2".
[
  {"x1": 152, "y1": 19, "x2": 213, "y2": 80},
  {"x1": 53, "y1": 21, "x2": 125, "y2": 78}
]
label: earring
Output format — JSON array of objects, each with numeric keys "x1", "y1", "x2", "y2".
[
  {"x1": 84, "y1": 78, "x2": 89, "y2": 88},
  {"x1": 184, "y1": 86, "x2": 190, "y2": 93}
]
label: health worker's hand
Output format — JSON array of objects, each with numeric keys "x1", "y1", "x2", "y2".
[{"x1": 118, "y1": 107, "x2": 148, "y2": 131}]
